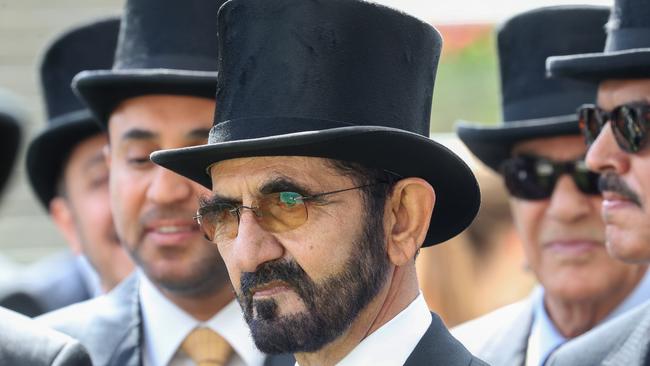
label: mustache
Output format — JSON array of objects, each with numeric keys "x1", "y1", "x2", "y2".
[
  {"x1": 240, "y1": 259, "x2": 314, "y2": 301},
  {"x1": 140, "y1": 206, "x2": 199, "y2": 226},
  {"x1": 598, "y1": 172, "x2": 642, "y2": 206}
]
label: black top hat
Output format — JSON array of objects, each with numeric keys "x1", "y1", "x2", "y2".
[
  {"x1": 152, "y1": 0, "x2": 480, "y2": 246},
  {"x1": 0, "y1": 96, "x2": 22, "y2": 195},
  {"x1": 548, "y1": 0, "x2": 650, "y2": 81},
  {"x1": 73, "y1": 0, "x2": 228, "y2": 126},
  {"x1": 456, "y1": 6, "x2": 609, "y2": 172},
  {"x1": 26, "y1": 17, "x2": 119, "y2": 208}
]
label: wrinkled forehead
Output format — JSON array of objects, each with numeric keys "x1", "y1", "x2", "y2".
[
  {"x1": 597, "y1": 79, "x2": 650, "y2": 110},
  {"x1": 208, "y1": 156, "x2": 349, "y2": 195}
]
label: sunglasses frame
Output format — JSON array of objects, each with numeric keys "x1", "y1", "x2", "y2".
[
  {"x1": 500, "y1": 155, "x2": 600, "y2": 200},
  {"x1": 578, "y1": 102, "x2": 650, "y2": 153}
]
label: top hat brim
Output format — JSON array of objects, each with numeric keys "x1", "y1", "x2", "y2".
[
  {"x1": 456, "y1": 113, "x2": 580, "y2": 172},
  {"x1": 26, "y1": 110, "x2": 103, "y2": 208},
  {"x1": 0, "y1": 112, "x2": 21, "y2": 193},
  {"x1": 547, "y1": 48, "x2": 650, "y2": 81},
  {"x1": 73, "y1": 69, "x2": 219, "y2": 127},
  {"x1": 151, "y1": 121, "x2": 480, "y2": 247}
]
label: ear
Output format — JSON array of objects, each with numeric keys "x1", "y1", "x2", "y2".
[
  {"x1": 385, "y1": 177, "x2": 436, "y2": 266},
  {"x1": 50, "y1": 197, "x2": 82, "y2": 254},
  {"x1": 103, "y1": 144, "x2": 111, "y2": 169}
]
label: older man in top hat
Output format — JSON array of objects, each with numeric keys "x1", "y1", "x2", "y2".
[
  {"x1": 8, "y1": 17, "x2": 135, "y2": 318},
  {"x1": 544, "y1": 0, "x2": 650, "y2": 364},
  {"x1": 453, "y1": 6, "x2": 650, "y2": 366},
  {"x1": 152, "y1": 0, "x2": 486, "y2": 365},
  {"x1": 0, "y1": 93, "x2": 91, "y2": 366},
  {"x1": 39, "y1": 0, "x2": 292, "y2": 365}
]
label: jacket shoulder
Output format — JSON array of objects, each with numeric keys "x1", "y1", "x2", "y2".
[
  {"x1": 452, "y1": 298, "x2": 532, "y2": 355},
  {"x1": 0, "y1": 307, "x2": 92, "y2": 366}
]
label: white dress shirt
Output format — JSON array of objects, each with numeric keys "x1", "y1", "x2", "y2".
[
  {"x1": 139, "y1": 273, "x2": 265, "y2": 366},
  {"x1": 526, "y1": 270, "x2": 650, "y2": 366},
  {"x1": 295, "y1": 293, "x2": 431, "y2": 366}
]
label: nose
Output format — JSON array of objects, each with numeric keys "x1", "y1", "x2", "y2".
[
  {"x1": 546, "y1": 174, "x2": 594, "y2": 223},
  {"x1": 231, "y1": 210, "x2": 285, "y2": 273},
  {"x1": 146, "y1": 166, "x2": 193, "y2": 205},
  {"x1": 586, "y1": 123, "x2": 631, "y2": 176}
]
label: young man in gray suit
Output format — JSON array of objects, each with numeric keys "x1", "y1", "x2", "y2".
[
  {"x1": 454, "y1": 6, "x2": 650, "y2": 366},
  {"x1": 152, "y1": 0, "x2": 487, "y2": 365},
  {"x1": 0, "y1": 93, "x2": 91, "y2": 366},
  {"x1": 545, "y1": 0, "x2": 650, "y2": 364},
  {"x1": 38, "y1": 1, "x2": 292, "y2": 365}
]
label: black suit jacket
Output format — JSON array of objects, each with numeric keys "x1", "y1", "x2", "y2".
[
  {"x1": 0, "y1": 307, "x2": 91, "y2": 366},
  {"x1": 404, "y1": 312, "x2": 489, "y2": 366},
  {"x1": 39, "y1": 273, "x2": 293, "y2": 366}
]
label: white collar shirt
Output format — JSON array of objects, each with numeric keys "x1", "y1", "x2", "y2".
[
  {"x1": 295, "y1": 292, "x2": 432, "y2": 366},
  {"x1": 139, "y1": 272, "x2": 265, "y2": 366}
]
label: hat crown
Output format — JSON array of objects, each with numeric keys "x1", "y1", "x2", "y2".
[
  {"x1": 40, "y1": 17, "x2": 119, "y2": 123},
  {"x1": 604, "y1": 0, "x2": 650, "y2": 51},
  {"x1": 498, "y1": 6, "x2": 608, "y2": 123},
  {"x1": 212, "y1": 0, "x2": 441, "y2": 138},
  {"x1": 114, "y1": 0, "x2": 226, "y2": 72}
]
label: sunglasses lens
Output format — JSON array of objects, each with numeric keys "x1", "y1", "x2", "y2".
[
  {"x1": 611, "y1": 105, "x2": 649, "y2": 153},
  {"x1": 502, "y1": 157, "x2": 555, "y2": 200},
  {"x1": 198, "y1": 205, "x2": 239, "y2": 242},
  {"x1": 578, "y1": 106, "x2": 601, "y2": 146},
  {"x1": 571, "y1": 160, "x2": 600, "y2": 195},
  {"x1": 258, "y1": 192, "x2": 308, "y2": 233}
]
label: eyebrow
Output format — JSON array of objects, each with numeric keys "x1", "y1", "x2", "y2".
[
  {"x1": 120, "y1": 127, "x2": 211, "y2": 143},
  {"x1": 201, "y1": 175, "x2": 315, "y2": 209},
  {"x1": 82, "y1": 150, "x2": 106, "y2": 171}
]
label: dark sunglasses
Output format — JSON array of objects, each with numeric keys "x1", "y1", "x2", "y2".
[
  {"x1": 578, "y1": 102, "x2": 650, "y2": 153},
  {"x1": 500, "y1": 155, "x2": 600, "y2": 200}
]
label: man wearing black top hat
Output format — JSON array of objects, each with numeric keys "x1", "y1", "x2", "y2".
[
  {"x1": 544, "y1": 0, "x2": 650, "y2": 364},
  {"x1": 39, "y1": 1, "x2": 292, "y2": 366},
  {"x1": 453, "y1": 6, "x2": 650, "y2": 366},
  {"x1": 152, "y1": 0, "x2": 486, "y2": 365},
  {"x1": 0, "y1": 93, "x2": 92, "y2": 366},
  {"x1": 13, "y1": 17, "x2": 135, "y2": 317}
]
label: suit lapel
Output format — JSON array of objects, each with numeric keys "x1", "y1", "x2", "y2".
[
  {"x1": 603, "y1": 307, "x2": 650, "y2": 366},
  {"x1": 404, "y1": 313, "x2": 480, "y2": 366},
  {"x1": 480, "y1": 297, "x2": 534, "y2": 366}
]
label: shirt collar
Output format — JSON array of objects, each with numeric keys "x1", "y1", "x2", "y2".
[
  {"x1": 327, "y1": 293, "x2": 432, "y2": 366},
  {"x1": 527, "y1": 287, "x2": 566, "y2": 366},
  {"x1": 139, "y1": 272, "x2": 265, "y2": 366}
]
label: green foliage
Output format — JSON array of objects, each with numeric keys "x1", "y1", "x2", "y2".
[{"x1": 430, "y1": 31, "x2": 501, "y2": 133}]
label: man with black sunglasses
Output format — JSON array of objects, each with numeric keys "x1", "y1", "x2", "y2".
[
  {"x1": 151, "y1": 0, "x2": 487, "y2": 365},
  {"x1": 455, "y1": 6, "x2": 650, "y2": 366},
  {"x1": 545, "y1": 0, "x2": 650, "y2": 364}
]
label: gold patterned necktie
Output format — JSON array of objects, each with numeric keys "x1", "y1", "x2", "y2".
[{"x1": 181, "y1": 327, "x2": 233, "y2": 366}]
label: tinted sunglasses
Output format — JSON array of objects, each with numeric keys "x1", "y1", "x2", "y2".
[
  {"x1": 578, "y1": 102, "x2": 650, "y2": 153},
  {"x1": 500, "y1": 155, "x2": 600, "y2": 200}
]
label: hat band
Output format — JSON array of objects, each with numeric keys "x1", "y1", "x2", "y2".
[
  {"x1": 208, "y1": 117, "x2": 355, "y2": 144},
  {"x1": 503, "y1": 90, "x2": 595, "y2": 122},
  {"x1": 605, "y1": 28, "x2": 650, "y2": 52},
  {"x1": 114, "y1": 54, "x2": 217, "y2": 72}
]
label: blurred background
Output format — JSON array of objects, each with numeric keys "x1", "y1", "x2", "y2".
[{"x1": 0, "y1": 0, "x2": 611, "y2": 324}]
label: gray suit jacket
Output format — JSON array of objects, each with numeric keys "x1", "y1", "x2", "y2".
[
  {"x1": 404, "y1": 312, "x2": 489, "y2": 366},
  {"x1": 0, "y1": 251, "x2": 93, "y2": 317},
  {"x1": 452, "y1": 298, "x2": 533, "y2": 366},
  {"x1": 547, "y1": 301, "x2": 650, "y2": 366},
  {"x1": 38, "y1": 273, "x2": 294, "y2": 366},
  {"x1": 0, "y1": 306, "x2": 92, "y2": 366}
]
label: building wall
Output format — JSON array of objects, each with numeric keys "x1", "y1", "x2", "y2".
[{"x1": 0, "y1": 0, "x2": 123, "y2": 263}]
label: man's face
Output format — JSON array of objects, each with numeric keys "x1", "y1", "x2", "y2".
[
  {"x1": 510, "y1": 135, "x2": 644, "y2": 302},
  {"x1": 206, "y1": 156, "x2": 391, "y2": 354},
  {"x1": 587, "y1": 79, "x2": 650, "y2": 262},
  {"x1": 107, "y1": 95, "x2": 229, "y2": 295},
  {"x1": 54, "y1": 133, "x2": 134, "y2": 291}
]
